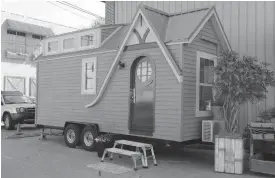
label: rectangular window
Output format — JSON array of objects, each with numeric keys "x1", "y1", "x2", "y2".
[
  {"x1": 63, "y1": 38, "x2": 75, "y2": 50},
  {"x1": 81, "y1": 58, "x2": 96, "y2": 94},
  {"x1": 7, "y1": 30, "x2": 16, "y2": 35},
  {"x1": 17, "y1": 32, "x2": 26, "y2": 37},
  {"x1": 196, "y1": 51, "x2": 217, "y2": 117},
  {"x1": 81, "y1": 35, "x2": 94, "y2": 47},
  {"x1": 32, "y1": 35, "x2": 44, "y2": 40},
  {"x1": 48, "y1": 41, "x2": 58, "y2": 52}
]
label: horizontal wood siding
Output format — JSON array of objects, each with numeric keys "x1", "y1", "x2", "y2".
[
  {"x1": 182, "y1": 21, "x2": 219, "y2": 141},
  {"x1": 114, "y1": 2, "x2": 275, "y2": 132},
  {"x1": 37, "y1": 47, "x2": 182, "y2": 141},
  {"x1": 167, "y1": 45, "x2": 182, "y2": 70}
]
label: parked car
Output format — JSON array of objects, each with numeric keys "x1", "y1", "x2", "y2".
[{"x1": 1, "y1": 91, "x2": 35, "y2": 130}]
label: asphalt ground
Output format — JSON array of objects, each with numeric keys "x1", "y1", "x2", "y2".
[{"x1": 1, "y1": 125, "x2": 271, "y2": 178}]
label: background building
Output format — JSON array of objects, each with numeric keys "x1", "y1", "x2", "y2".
[
  {"x1": 1, "y1": 11, "x2": 78, "y2": 98},
  {"x1": 105, "y1": 1, "x2": 275, "y2": 131}
]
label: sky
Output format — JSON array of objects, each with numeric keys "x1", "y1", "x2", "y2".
[{"x1": 1, "y1": 0, "x2": 105, "y2": 30}]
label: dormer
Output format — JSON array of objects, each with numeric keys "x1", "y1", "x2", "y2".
[
  {"x1": 42, "y1": 24, "x2": 121, "y2": 56},
  {"x1": 42, "y1": 28, "x2": 100, "y2": 56}
]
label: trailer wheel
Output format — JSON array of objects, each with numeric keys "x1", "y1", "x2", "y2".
[
  {"x1": 80, "y1": 126, "x2": 97, "y2": 151},
  {"x1": 64, "y1": 124, "x2": 81, "y2": 148}
]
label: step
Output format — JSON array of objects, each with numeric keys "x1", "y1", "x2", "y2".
[{"x1": 105, "y1": 148, "x2": 141, "y2": 157}]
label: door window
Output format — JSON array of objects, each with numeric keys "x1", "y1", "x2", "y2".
[{"x1": 136, "y1": 60, "x2": 152, "y2": 82}]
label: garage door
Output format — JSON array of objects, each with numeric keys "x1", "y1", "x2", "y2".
[{"x1": 4, "y1": 76, "x2": 26, "y2": 95}]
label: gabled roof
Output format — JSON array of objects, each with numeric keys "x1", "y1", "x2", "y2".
[
  {"x1": 5, "y1": 19, "x2": 54, "y2": 36},
  {"x1": 143, "y1": 7, "x2": 169, "y2": 42},
  {"x1": 142, "y1": 5, "x2": 231, "y2": 50},
  {"x1": 85, "y1": 4, "x2": 232, "y2": 108},
  {"x1": 165, "y1": 9, "x2": 209, "y2": 42},
  {"x1": 99, "y1": 25, "x2": 130, "y2": 50}
]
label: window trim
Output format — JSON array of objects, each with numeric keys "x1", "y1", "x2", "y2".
[
  {"x1": 81, "y1": 57, "x2": 97, "y2": 95},
  {"x1": 79, "y1": 31, "x2": 96, "y2": 50},
  {"x1": 196, "y1": 51, "x2": 217, "y2": 117}
]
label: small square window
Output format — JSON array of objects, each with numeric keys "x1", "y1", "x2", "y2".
[
  {"x1": 81, "y1": 35, "x2": 94, "y2": 47},
  {"x1": 7, "y1": 30, "x2": 16, "y2": 35},
  {"x1": 17, "y1": 32, "x2": 26, "y2": 37},
  {"x1": 48, "y1": 41, "x2": 58, "y2": 52},
  {"x1": 63, "y1": 38, "x2": 75, "y2": 50}
]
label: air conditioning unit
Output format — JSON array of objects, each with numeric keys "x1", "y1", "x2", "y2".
[{"x1": 202, "y1": 120, "x2": 225, "y2": 143}]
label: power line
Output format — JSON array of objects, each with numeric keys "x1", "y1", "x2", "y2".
[
  {"x1": 47, "y1": 1, "x2": 92, "y2": 21},
  {"x1": 59, "y1": 1, "x2": 104, "y2": 20},
  {"x1": 1, "y1": 10, "x2": 78, "y2": 30},
  {"x1": 56, "y1": 1, "x2": 104, "y2": 20}
]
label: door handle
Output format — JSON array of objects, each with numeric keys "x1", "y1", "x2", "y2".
[{"x1": 131, "y1": 89, "x2": 136, "y2": 103}]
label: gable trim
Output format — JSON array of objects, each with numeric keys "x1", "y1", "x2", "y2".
[
  {"x1": 140, "y1": 7, "x2": 182, "y2": 82},
  {"x1": 85, "y1": 5, "x2": 182, "y2": 108},
  {"x1": 187, "y1": 7, "x2": 232, "y2": 51}
]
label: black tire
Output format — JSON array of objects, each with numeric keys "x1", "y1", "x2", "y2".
[
  {"x1": 3, "y1": 113, "x2": 14, "y2": 130},
  {"x1": 64, "y1": 124, "x2": 81, "y2": 148},
  {"x1": 80, "y1": 126, "x2": 97, "y2": 151}
]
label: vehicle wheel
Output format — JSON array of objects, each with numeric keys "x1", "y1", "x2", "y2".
[
  {"x1": 64, "y1": 124, "x2": 81, "y2": 148},
  {"x1": 80, "y1": 126, "x2": 97, "y2": 151},
  {"x1": 3, "y1": 113, "x2": 14, "y2": 130}
]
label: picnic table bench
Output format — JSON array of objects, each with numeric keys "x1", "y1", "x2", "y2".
[{"x1": 101, "y1": 140, "x2": 157, "y2": 171}]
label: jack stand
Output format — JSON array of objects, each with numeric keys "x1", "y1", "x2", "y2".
[
  {"x1": 15, "y1": 123, "x2": 23, "y2": 135},
  {"x1": 39, "y1": 127, "x2": 47, "y2": 140}
]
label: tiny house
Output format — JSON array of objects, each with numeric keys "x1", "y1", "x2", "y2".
[{"x1": 36, "y1": 5, "x2": 231, "y2": 150}]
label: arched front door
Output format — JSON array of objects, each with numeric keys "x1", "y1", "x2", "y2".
[{"x1": 129, "y1": 56, "x2": 155, "y2": 135}]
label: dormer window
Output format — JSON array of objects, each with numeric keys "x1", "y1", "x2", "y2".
[
  {"x1": 63, "y1": 38, "x2": 75, "y2": 50},
  {"x1": 81, "y1": 34, "x2": 94, "y2": 47},
  {"x1": 48, "y1": 41, "x2": 58, "y2": 52}
]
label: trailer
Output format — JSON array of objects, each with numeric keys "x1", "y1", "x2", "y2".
[{"x1": 35, "y1": 5, "x2": 231, "y2": 151}]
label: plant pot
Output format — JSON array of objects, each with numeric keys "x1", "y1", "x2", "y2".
[
  {"x1": 96, "y1": 141, "x2": 113, "y2": 158},
  {"x1": 215, "y1": 134, "x2": 244, "y2": 174},
  {"x1": 212, "y1": 106, "x2": 224, "y2": 120}
]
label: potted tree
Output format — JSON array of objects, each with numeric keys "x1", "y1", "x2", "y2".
[
  {"x1": 211, "y1": 98, "x2": 224, "y2": 121},
  {"x1": 213, "y1": 51, "x2": 275, "y2": 174}
]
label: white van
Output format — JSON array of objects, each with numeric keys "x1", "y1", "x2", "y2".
[{"x1": 1, "y1": 91, "x2": 35, "y2": 130}]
